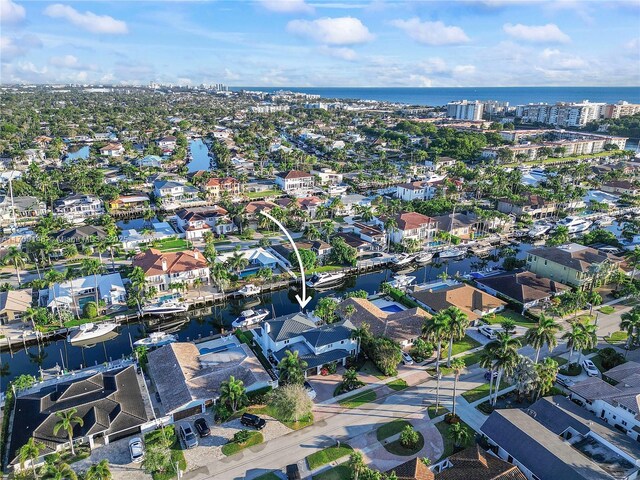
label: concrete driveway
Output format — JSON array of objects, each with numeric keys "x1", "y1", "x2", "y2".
[
  {"x1": 306, "y1": 372, "x2": 342, "y2": 402},
  {"x1": 71, "y1": 437, "x2": 148, "y2": 480}
]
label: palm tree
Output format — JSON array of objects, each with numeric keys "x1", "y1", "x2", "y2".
[
  {"x1": 443, "y1": 307, "x2": 469, "y2": 367},
  {"x1": 447, "y1": 422, "x2": 471, "y2": 449},
  {"x1": 524, "y1": 314, "x2": 561, "y2": 363},
  {"x1": 19, "y1": 437, "x2": 43, "y2": 478},
  {"x1": 226, "y1": 252, "x2": 248, "y2": 274},
  {"x1": 3, "y1": 246, "x2": 27, "y2": 285},
  {"x1": 44, "y1": 269, "x2": 66, "y2": 325},
  {"x1": 384, "y1": 217, "x2": 397, "y2": 252},
  {"x1": 322, "y1": 220, "x2": 335, "y2": 242},
  {"x1": 576, "y1": 322, "x2": 598, "y2": 364},
  {"x1": 562, "y1": 321, "x2": 586, "y2": 364},
  {"x1": 450, "y1": 357, "x2": 465, "y2": 418},
  {"x1": 355, "y1": 205, "x2": 374, "y2": 222},
  {"x1": 81, "y1": 258, "x2": 105, "y2": 308},
  {"x1": 422, "y1": 312, "x2": 449, "y2": 373},
  {"x1": 277, "y1": 350, "x2": 308, "y2": 385},
  {"x1": 219, "y1": 375, "x2": 247, "y2": 412},
  {"x1": 625, "y1": 246, "x2": 640, "y2": 279},
  {"x1": 53, "y1": 408, "x2": 84, "y2": 456},
  {"x1": 620, "y1": 307, "x2": 640, "y2": 349},
  {"x1": 484, "y1": 332, "x2": 521, "y2": 405},
  {"x1": 41, "y1": 462, "x2": 77, "y2": 480},
  {"x1": 210, "y1": 262, "x2": 230, "y2": 294},
  {"x1": 85, "y1": 459, "x2": 112, "y2": 480},
  {"x1": 100, "y1": 237, "x2": 120, "y2": 271}
]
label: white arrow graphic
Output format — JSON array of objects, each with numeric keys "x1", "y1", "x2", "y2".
[{"x1": 260, "y1": 212, "x2": 313, "y2": 310}]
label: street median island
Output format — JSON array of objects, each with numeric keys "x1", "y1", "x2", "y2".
[{"x1": 338, "y1": 389, "x2": 377, "y2": 408}]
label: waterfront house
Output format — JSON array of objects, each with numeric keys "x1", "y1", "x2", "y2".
[
  {"x1": 153, "y1": 180, "x2": 200, "y2": 210},
  {"x1": 120, "y1": 222, "x2": 176, "y2": 251},
  {"x1": 275, "y1": 170, "x2": 314, "y2": 193},
  {"x1": 175, "y1": 205, "x2": 234, "y2": 239},
  {"x1": 55, "y1": 225, "x2": 109, "y2": 244},
  {"x1": 132, "y1": 248, "x2": 210, "y2": 291},
  {"x1": 395, "y1": 178, "x2": 443, "y2": 202},
  {"x1": 53, "y1": 194, "x2": 104, "y2": 223},
  {"x1": 215, "y1": 247, "x2": 282, "y2": 277},
  {"x1": 203, "y1": 176, "x2": 242, "y2": 201},
  {"x1": 480, "y1": 396, "x2": 640, "y2": 480},
  {"x1": 147, "y1": 340, "x2": 272, "y2": 420},
  {"x1": 157, "y1": 135, "x2": 177, "y2": 151},
  {"x1": 38, "y1": 273, "x2": 127, "y2": 314},
  {"x1": 376, "y1": 212, "x2": 438, "y2": 246},
  {"x1": 0, "y1": 289, "x2": 32, "y2": 326},
  {"x1": 99, "y1": 143, "x2": 125, "y2": 157},
  {"x1": 311, "y1": 168, "x2": 343, "y2": 186},
  {"x1": 433, "y1": 212, "x2": 476, "y2": 239},
  {"x1": 526, "y1": 243, "x2": 623, "y2": 289},
  {"x1": 255, "y1": 313, "x2": 358, "y2": 376},
  {"x1": 0, "y1": 195, "x2": 47, "y2": 227},
  {"x1": 410, "y1": 283, "x2": 506, "y2": 325},
  {"x1": 497, "y1": 194, "x2": 557, "y2": 219},
  {"x1": 108, "y1": 193, "x2": 150, "y2": 214},
  {"x1": 601, "y1": 180, "x2": 639, "y2": 196},
  {"x1": 136, "y1": 155, "x2": 163, "y2": 168},
  {"x1": 8, "y1": 365, "x2": 148, "y2": 469}
]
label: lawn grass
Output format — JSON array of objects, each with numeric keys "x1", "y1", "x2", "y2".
[
  {"x1": 376, "y1": 419, "x2": 411, "y2": 441},
  {"x1": 154, "y1": 238, "x2": 190, "y2": 251},
  {"x1": 357, "y1": 359, "x2": 387, "y2": 380},
  {"x1": 386, "y1": 378, "x2": 408, "y2": 391},
  {"x1": 338, "y1": 389, "x2": 377, "y2": 409},
  {"x1": 254, "y1": 473, "x2": 281, "y2": 480},
  {"x1": 458, "y1": 350, "x2": 484, "y2": 367},
  {"x1": 503, "y1": 150, "x2": 620, "y2": 168},
  {"x1": 462, "y1": 380, "x2": 510, "y2": 404},
  {"x1": 313, "y1": 465, "x2": 351, "y2": 480},
  {"x1": 310, "y1": 265, "x2": 344, "y2": 274},
  {"x1": 143, "y1": 426, "x2": 187, "y2": 480},
  {"x1": 427, "y1": 366, "x2": 454, "y2": 376},
  {"x1": 441, "y1": 335, "x2": 481, "y2": 359},
  {"x1": 435, "y1": 420, "x2": 474, "y2": 460},
  {"x1": 221, "y1": 431, "x2": 263, "y2": 456},
  {"x1": 383, "y1": 432, "x2": 425, "y2": 456},
  {"x1": 485, "y1": 309, "x2": 535, "y2": 327},
  {"x1": 247, "y1": 405, "x2": 313, "y2": 430},
  {"x1": 245, "y1": 189, "x2": 281, "y2": 199},
  {"x1": 306, "y1": 444, "x2": 353, "y2": 470},
  {"x1": 428, "y1": 405, "x2": 450, "y2": 419},
  {"x1": 605, "y1": 331, "x2": 628, "y2": 344},
  {"x1": 553, "y1": 355, "x2": 569, "y2": 367},
  {"x1": 600, "y1": 305, "x2": 615, "y2": 314}
]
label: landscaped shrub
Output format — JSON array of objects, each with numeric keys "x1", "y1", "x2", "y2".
[
  {"x1": 233, "y1": 430, "x2": 251, "y2": 444},
  {"x1": 560, "y1": 362, "x2": 582, "y2": 376},
  {"x1": 83, "y1": 301, "x2": 98, "y2": 319},
  {"x1": 400, "y1": 425, "x2": 419, "y2": 449},
  {"x1": 247, "y1": 385, "x2": 272, "y2": 405}
]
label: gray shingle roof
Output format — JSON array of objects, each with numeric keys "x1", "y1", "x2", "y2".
[{"x1": 266, "y1": 313, "x2": 317, "y2": 342}]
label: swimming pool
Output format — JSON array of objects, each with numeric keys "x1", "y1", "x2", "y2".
[{"x1": 380, "y1": 304, "x2": 404, "y2": 313}]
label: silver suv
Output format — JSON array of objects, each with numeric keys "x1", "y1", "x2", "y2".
[{"x1": 179, "y1": 424, "x2": 199, "y2": 449}]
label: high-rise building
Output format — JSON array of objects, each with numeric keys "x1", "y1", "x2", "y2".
[
  {"x1": 446, "y1": 100, "x2": 484, "y2": 121},
  {"x1": 602, "y1": 101, "x2": 640, "y2": 119},
  {"x1": 516, "y1": 101, "x2": 606, "y2": 127}
]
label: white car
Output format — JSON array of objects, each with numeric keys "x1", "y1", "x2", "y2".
[
  {"x1": 129, "y1": 437, "x2": 144, "y2": 463},
  {"x1": 478, "y1": 325, "x2": 502, "y2": 340},
  {"x1": 401, "y1": 352, "x2": 414, "y2": 365},
  {"x1": 582, "y1": 359, "x2": 599, "y2": 377},
  {"x1": 555, "y1": 374, "x2": 575, "y2": 387}
]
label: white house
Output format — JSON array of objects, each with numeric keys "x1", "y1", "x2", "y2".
[
  {"x1": 175, "y1": 206, "x2": 234, "y2": 240},
  {"x1": 133, "y1": 248, "x2": 210, "y2": 291},
  {"x1": 311, "y1": 168, "x2": 343, "y2": 186},
  {"x1": 157, "y1": 135, "x2": 177, "y2": 150},
  {"x1": 274, "y1": 170, "x2": 314, "y2": 193},
  {"x1": 216, "y1": 247, "x2": 283, "y2": 277},
  {"x1": 376, "y1": 212, "x2": 438, "y2": 245},
  {"x1": 99, "y1": 143, "x2": 125, "y2": 157},
  {"x1": 39, "y1": 273, "x2": 127, "y2": 314},
  {"x1": 53, "y1": 194, "x2": 104, "y2": 223},
  {"x1": 136, "y1": 155, "x2": 163, "y2": 168},
  {"x1": 153, "y1": 180, "x2": 200, "y2": 209},
  {"x1": 329, "y1": 194, "x2": 372, "y2": 216}
]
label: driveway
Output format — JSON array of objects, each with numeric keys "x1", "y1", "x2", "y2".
[
  {"x1": 306, "y1": 373, "x2": 342, "y2": 402},
  {"x1": 71, "y1": 437, "x2": 148, "y2": 480}
]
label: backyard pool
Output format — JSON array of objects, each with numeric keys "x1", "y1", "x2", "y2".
[{"x1": 381, "y1": 304, "x2": 404, "y2": 313}]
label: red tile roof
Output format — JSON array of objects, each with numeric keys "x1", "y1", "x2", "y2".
[
  {"x1": 132, "y1": 248, "x2": 207, "y2": 276},
  {"x1": 395, "y1": 212, "x2": 436, "y2": 230}
]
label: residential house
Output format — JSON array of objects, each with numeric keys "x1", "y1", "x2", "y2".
[
  {"x1": 99, "y1": 143, "x2": 124, "y2": 157},
  {"x1": 410, "y1": 283, "x2": 506, "y2": 326},
  {"x1": 216, "y1": 247, "x2": 282, "y2": 277},
  {"x1": 275, "y1": 170, "x2": 314, "y2": 193},
  {"x1": 157, "y1": 135, "x2": 177, "y2": 151},
  {"x1": 431, "y1": 445, "x2": 527, "y2": 480},
  {"x1": 153, "y1": 180, "x2": 200, "y2": 210},
  {"x1": 109, "y1": 193, "x2": 150, "y2": 214},
  {"x1": 132, "y1": 248, "x2": 210, "y2": 291},
  {"x1": 55, "y1": 225, "x2": 109, "y2": 244},
  {"x1": 147, "y1": 339, "x2": 272, "y2": 420},
  {"x1": 204, "y1": 176, "x2": 242, "y2": 201},
  {"x1": 601, "y1": 180, "x2": 639, "y2": 196},
  {"x1": 433, "y1": 212, "x2": 476, "y2": 239},
  {"x1": 527, "y1": 243, "x2": 623, "y2": 289},
  {"x1": 567, "y1": 361, "x2": 640, "y2": 442},
  {"x1": 396, "y1": 180, "x2": 439, "y2": 202},
  {"x1": 0, "y1": 289, "x2": 32, "y2": 325},
  {"x1": 424, "y1": 156, "x2": 457, "y2": 172},
  {"x1": 53, "y1": 194, "x2": 104, "y2": 223},
  {"x1": 38, "y1": 273, "x2": 127, "y2": 314},
  {"x1": 330, "y1": 194, "x2": 372, "y2": 216},
  {"x1": 120, "y1": 222, "x2": 176, "y2": 251},
  {"x1": 346, "y1": 222, "x2": 386, "y2": 248},
  {"x1": 0, "y1": 195, "x2": 47, "y2": 227},
  {"x1": 475, "y1": 270, "x2": 570, "y2": 312},
  {"x1": 311, "y1": 168, "x2": 343, "y2": 185},
  {"x1": 8, "y1": 366, "x2": 148, "y2": 468},
  {"x1": 136, "y1": 155, "x2": 163, "y2": 168},
  {"x1": 497, "y1": 195, "x2": 557, "y2": 219},
  {"x1": 276, "y1": 196, "x2": 324, "y2": 218},
  {"x1": 245, "y1": 200, "x2": 279, "y2": 226},
  {"x1": 480, "y1": 396, "x2": 640, "y2": 480},
  {"x1": 175, "y1": 206, "x2": 234, "y2": 240},
  {"x1": 377, "y1": 212, "x2": 438, "y2": 246},
  {"x1": 271, "y1": 240, "x2": 332, "y2": 266},
  {"x1": 334, "y1": 232, "x2": 372, "y2": 252},
  {"x1": 255, "y1": 313, "x2": 358, "y2": 375},
  {"x1": 337, "y1": 297, "x2": 431, "y2": 347}
]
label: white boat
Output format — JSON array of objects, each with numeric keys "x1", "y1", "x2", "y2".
[
  {"x1": 134, "y1": 332, "x2": 177, "y2": 348},
  {"x1": 414, "y1": 252, "x2": 434, "y2": 264},
  {"x1": 231, "y1": 308, "x2": 270, "y2": 328},
  {"x1": 595, "y1": 216, "x2": 615, "y2": 227},
  {"x1": 389, "y1": 274, "x2": 416, "y2": 289},
  {"x1": 236, "y1": 283, "x2": 260, "y2": 297},
  {"x1": 528, "y1": 223, "x2": 552, "y2": 238},
  {"x1": 142, "y1": 297, "x2": 188, "y2": 315},
  {"x1": 439, "y1": 247, "x2": 466, "y2": 259},
  {"x1": 306, "y1": 271, "x2": 346, "y2": 288},
  {"x1": 391, "y1": 253, "x2": 415, "y2": 266},
  {"x1": 557, "y1": 216, "x2": 593, "y2": 234},
  {"x1": 68, "y1": 322, "x2": 118, "y2": 344}
]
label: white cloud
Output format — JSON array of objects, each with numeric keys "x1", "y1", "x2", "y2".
[
  {"x1": 0, "y1": 34, "x2": 41, "y2": 59},
  {"x1": 318, "y1": 45, "x2": 357, "y2": 60},
  {"x1": 0, "y1": 0, "x2": 25, "y2": 24},
  {"x1": 503, "y1": 23, "x2": 570, "y2": 43},
  {"x1": 287, "y1": 17, "x2": 373, "y2": 45},
  {"x1": 258, "y1": 0, "x2": 314, "y2": 14},
  {"x1": 391, "y1": 18, "x2": 469, "y2": 46},
  {"x1": 43, "y1": 4, "x2": 128, "y2": 34},
  {"x1": 49, "y1": 54, "x2": 97, "y2": 71}
]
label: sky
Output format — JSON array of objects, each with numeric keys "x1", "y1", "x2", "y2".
[{"x1": 1, "y1": 0, "x2": 639, "y2": 87}]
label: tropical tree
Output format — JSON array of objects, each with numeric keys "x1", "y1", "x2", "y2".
[
  {"x1": 562, "y1": 321, "x2": 586, "y2": 364},
  {"x1": 277, "y1": 350, "x2": 307, "y2": 385},
  {"x1": 226, "y1": 252, "x2": 249, "y2": 274},
  {"x1": 3, "y1": 246, "x2": 27, "y2": 285},
  {"x1": 484, "y1": 332, "x2": 521, "y2": 405},
  {"x1": 85, "y1": 459, "x2": 112, "y2": 480},
  {"x1": 625, "y1": 246, "x2": 640, "y2": 279},
  {"x1": 44, "y1": 269, "x2": 66, "y2": 325},
  {"x1": 443, "y1": 307, "x2": 469, "y2": 367},
  {"x1": 268, "y1": 383, "x2": 313, "y2": 422},
  {"x1": 348, "y1": 451, "x2": 367, "y2": 480},
  {"x1": 547, "y1": 225, "x2": 570, "y2": 246},
  {"x1": 450, "y1": 357, "x2": 465, "y2": 418},
  {"x1": 18, "y1": 437, "x2": 43, "y2": 478},
  {"x1": 41, "y1": 462, "x2": 77, "y2": 480},
  {"x1": 535, "y1": 357, "x2": 559, "y2": 400},
  {"x1": 422, "y1": 311, "x2": 449, "y2": 373},
  {"x1": 81, "y1": 258, "x2": 105, "y2": 308},
  {"x1": 447, "y1": 422, "x2": 471, "y2": 449},
  {"x1": 341, "y1": 368, "x2": 362, "y2": 392},
  {"x1": 219, "y1": 375, "x2": 247, "y2": 412},
  {"x1": 511, "y1": 355, "x2": 540, "y2": 401},
  {"x1": 620, "y1": 307, "x2": 640, "y2": 349},
  {"x1": 524, "y1": 314, "x2": 561, "y2": 363},
  {"x1": 53, "y1": 408, "x2": 84, "y2": 456}
]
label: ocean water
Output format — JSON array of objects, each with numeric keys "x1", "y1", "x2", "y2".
[{"x1": 234, "y1": 86, "x2": 640, "y2": 107}]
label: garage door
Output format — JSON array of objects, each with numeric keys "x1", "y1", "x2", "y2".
[{"x1": 173, "y1": 404, "x2": 203, "y2": 421}]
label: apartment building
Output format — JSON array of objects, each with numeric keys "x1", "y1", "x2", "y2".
[
  {"x1": 602, "y1": 101, "x2": 640, "y2": 119},
  {"x1": 446, "y1": 100, "x2": 484, "y2": 121}
]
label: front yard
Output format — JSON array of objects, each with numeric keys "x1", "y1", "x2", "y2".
[
  {"x1": 462, "y1": 380, "x2": 510, "y2": 404},
  {"x1": 306, "y1": 444, "x2": 353, "y2": 470},
  {"x1": 484, "y1": 309, "x2": 535, "y2": 327},
  {"x1": 441, "y1": 335, "x2": 481, "y2": 359},
  {"x1": 338, "y1": 389, "x2": 377, "y2": 408}
]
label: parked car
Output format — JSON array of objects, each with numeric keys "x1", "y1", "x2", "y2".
[
  {"x1": 303, "y1": 381, "x2": 317, "y2": 400},
  {"x1": 582, "y1": 359, "x2": 599, "y2": 377},
  {"x1": 401, "y1": 352, "x2": 414, "y2": 365},
  {"x1": 286, "y1": 463, "x2": 301, "y2": 480},
  {"x1": 241, "y1": 412, "x2": 266, "y2": 430},
  {"x1": 478, "y1": 325, "x2": 502, "y2": 340},
  {"x1": 556, "y1": 374, "x2": 575, "y2": 387},
  {"x1": 179, "y1": 424, "x2": 199, "y2": 449},
  {"x1": 194, "y1": 418, "x2": 210, "y2": 437},
  {"x1": 128, "y1": 437, "x2": 144, "y2": 463},
  {"x1": 484, "y1": 370, "x2": 498, "y2": 381}
]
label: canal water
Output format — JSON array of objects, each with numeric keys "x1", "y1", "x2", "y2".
[
  {"x1": 0, "y1": 243, "x2": 534, "y2": 386},
  {"x1": 187, "y1": 139, "x2": 211, "y2": 173},
  {"x1": 64, "y1": 145, "x2": 90, "y2": 162}
]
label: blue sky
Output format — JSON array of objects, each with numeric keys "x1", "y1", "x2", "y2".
[{"x1": 1, "y1": 0, "x2": 639, "y2": 86}]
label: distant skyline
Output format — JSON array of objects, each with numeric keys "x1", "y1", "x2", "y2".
[{"x1": 1, "y1": 0, "x2": 639, "y2": 87}]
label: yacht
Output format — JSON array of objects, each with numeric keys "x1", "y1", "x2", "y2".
[
  {"x1": 391, "y1": 253, "x2": 415, "y2": 266},
  {"x1": 231, "y1": 308, "x2": 270, "y2": 328},
  {"x1": 134, "y1": 332, "x2": 177, "y2": 348},
  {"x1": 142, "y1": 296, "x2": 188, "y2": 315},
  {"x1": 414, "y1": 252, "x2": 434, "y2": 264},
  {"x1": 306, "y1": 271, "x2": 346, "y2": 288},
  {"x1": 528, "y1": 223, "x2": 553, "y2": 238},
  {"x1": 594, "y1": 216, "x2": 615, "y2": 227},
  {"x1": 557, "y1": 216, "x2": 593, "y2": 234},
  {"x1": 236, "y1": 284, "x2": 260, "y2": 297},
  {"x1": 67, "y1": 322, "x2": 118, "y2": 344},
  {"x1": 438, "y1": 247, "x2": 466, "y2": 259},
  {"x1": 388, "y1": 274, "x2": 416, "y2": 289}
]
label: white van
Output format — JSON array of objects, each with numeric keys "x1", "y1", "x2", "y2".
[{"x1": 478, "y1": 325, "x2": 502, "y2": 340}]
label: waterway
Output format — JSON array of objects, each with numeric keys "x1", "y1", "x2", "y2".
[
  {"x1": 64, "y1": 145, "x2": 90, "y2": 162},
  {"x1": 0, "y1": 243, "x2": 534, "y2": 385},
  {"x1": 187, "y1": 138, "x2": 211, "y2": 173}
]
